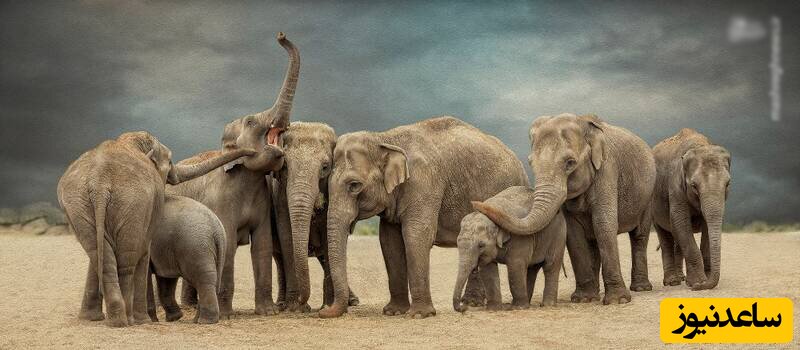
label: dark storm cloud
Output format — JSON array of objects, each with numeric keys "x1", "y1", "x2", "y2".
[{"x1": 1, "y1": 1, "x2": 798, "y2": 222}]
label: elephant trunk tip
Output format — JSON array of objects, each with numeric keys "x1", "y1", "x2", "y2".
[
  {"x1": 276, "y1": 32, "x2": 286, "y2": 41},
  {"x1": 453, "y1": 299, "x2": 468, "y2": 314}
]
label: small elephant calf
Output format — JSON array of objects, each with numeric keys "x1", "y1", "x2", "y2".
[
  {"x1": 454, "y1": 186, "x2": 566, "y2": 312},
  {"x1": 147, "y1": 195, "x2": 226, "y2": 324}
]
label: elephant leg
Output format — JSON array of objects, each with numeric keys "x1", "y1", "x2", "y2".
[
  {"x1": 117, "y1": 263, "x2": 136, "y2": 326},
  {"x1": 132, "y1": 251, "x2": 152, "y2": 324},
  {"x1": 673, "y1": 242, "x2": 685, "y2": 280},
  {"x1": 526, "y1": 265, "x2": 541, "y2": 304},
  {"x1": 218, "y1": 233, "x2": 237, "y2": 319},
  {"x1": 180, "y1": 279, "x2": 198, "y2": 308},
  {"x1": 274, "y1": 251, "x2": 287, "y2": 310},
  {"x1": 656, "y1": 225, "x2": 683, "y2": 286},
  {"x1": 541, "y1": 260, "x2": 560, "y2": 307},
  {"x1": 669, "y1": 199, "x2": 705, "y2": 287},
  {"x1": 701, "y1": 224, "x2": 711, "y2": 276},
  {"x1": 156, "y1": 276, "x2": 183, "y2": 322},
  {"x1": 379, "y1": 218, "x2": 410, "y2": 316},
  {"x1": 480, "y1": 262, "x2": 503, "y2": 311},
  {"x1": 100, "y1": 238, "x2": 128, "y2": 327},
  {"x1": 628, "y1": 215, "x2": 653, "y2": 292},
  {"x1": 592, "y1": 216, "x2": 630, "y2": 305},
  {"x1": 508, "y1": 260, "x2": 530, "y2": 309},
  {"x1": 347, "y1": 286, "x2": 360, "y2": 307},
  {"x1": 79, "y1": 255, "x2": 105, "y2": 321},
  {"x1": 401, "y1": 214, "x2": 438, "y2": 318},
  {"x1": 566, "y1": 217, "x2": 600, "y2": 303},
  {"x1": 461, "y1": 268, "x2": 486, "y2": 307},
  {"x1": 252, "y1": 223, "x2": 279, "y2": 316},
  {"x1": 146, "y1": 269, "x2": 157, "y2": 322},
  {"x1": 319, "y1": 255, "x2": 334, "y2": 307},
  {"x1": 193, "y1": 272, "x2": 221, "y2": 324}
]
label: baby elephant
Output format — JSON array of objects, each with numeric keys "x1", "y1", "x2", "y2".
[
  {"x1": 147, "y1": 195, "x2": 226, "y2": 324},
  {"x1": 453, "y1": 186, "x2": 566, "y2": 312}
]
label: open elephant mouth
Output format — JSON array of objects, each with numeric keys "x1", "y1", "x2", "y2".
[{"x1": 267, "y1": 127, "x2": 284, "y2": 146}]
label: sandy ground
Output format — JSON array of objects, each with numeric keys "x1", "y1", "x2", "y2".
[{"x1": 0, "y1": 230, "x2": 798, "y2": 349}]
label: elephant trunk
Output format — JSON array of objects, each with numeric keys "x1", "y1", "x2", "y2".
[
  {"x1": 696, "y1": 190, "x2": 725, "y2": 290},
  {"x1": 287, "y1": 169, "x2": 319, "y2": 305},
  {"x1": 318, "y1": 204, "x2": 355, "y2": 318},
  {"x1": 473, "y1": 174, "x2": 567, "y2": 235},
  {"x1": 262, "y1": 32, "x2": 299, "y2": 131},
  {"x1": 169, "y1": 148, "x2": 255, "y2": 185},
  {"x1": 453, "y1": 245, "x2": 479, "y2": 313}
]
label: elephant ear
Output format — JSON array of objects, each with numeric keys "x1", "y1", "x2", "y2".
[
  {"x1": 495, "y1": 229, "x2": 511, "y2": 248},
  {"x1": 581, "y1": 114, "x2": 606, "y2": 171},
  {"x1": 380, "y1": 143, "x2": 410, "y2": 194}
]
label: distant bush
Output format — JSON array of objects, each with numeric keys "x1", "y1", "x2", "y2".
[
  {"x1": 723, "y1": 221, "x2": 800, "y2": 233},
  {"x1": 353, "y1": 217, "x2": 379, "y2": 236}
]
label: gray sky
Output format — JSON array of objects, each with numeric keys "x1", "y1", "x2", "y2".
[{"x1": 1, "y1": 1, "x2": 798, "y2": 223}]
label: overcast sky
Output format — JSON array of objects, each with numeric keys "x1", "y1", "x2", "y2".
[{"x1": 1, "y1": 1, "x2": 798, "y2": 223}]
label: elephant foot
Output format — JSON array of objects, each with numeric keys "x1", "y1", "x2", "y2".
[
  {"x1": 407, "y1": 304, "x2": 436, "y2": 319},
  {"x1": 286, "y1": 301, "x2": 312, "y2": 313},
  {"x1": 165, "y1": 309, "x2": 184, "y2": 322},
  {"x1": 540, "y1": 298, "x2": 557, "y2": 307},
  {"x1": 78, "y1": 309, "x2": 105, "y2": 321},
  {"x1": 509, "y1": 302, "x2": 531, "y2": 310},
  {"x1": 318, "y1": 303, "x2": 347, "y2": 318},
  {"x1": 629, "y1": 279, "x2": 653, "y2": 292},
  {"x1": 132, "y1": 312, "x2": 152, "y2": 325},
  {"x1": 602, "y1": 286, "x2": 631, "y2": 305},
  {"x1": 461, "y1": 294, "x2": 485, "y2": 307},
  {"x1": 348, "y1": 294, "x2": 360, "y2": 307},
  {"x1": 691, "y1": 280, "x2": 717, "y2": 291},
  {"x1": 570, "y1": 288, "x2": 600, "y2": 303},
  {"x1": 255, "y1": 302, "x2": 280, "y2": 316},
  {"x1": 383, "y1": 300, "x2": 410, "y2": 316},
  {"x1": 195, "y1": 308, "x2": 219, "y2": 324},
  {"x1": 106, "y1": 317, "x2": 128, "y2": 328},
  {"x1": 485, "y1": 302, "x2": 507, "y2": 312},
  {"x1": 663, "y1": 273, "x2": 685, "y2": 286}
]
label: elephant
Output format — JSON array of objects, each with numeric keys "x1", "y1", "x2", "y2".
[
  {"x1": 652, "y1": 128, "x2": 730, "y2": 290},
  {"x1": 172, "y1": 32, "x2": 299, "y2": 317},
  {"x1": 146, "y1": 194, "x2": 226, "y2": 324},
  {"x1": 320, "y1": 116, "x2": 529, "y2": 318},
  {"x1": 57, "y1": 131, "x2": 253, "y2": 327},
  {"x1": 270, "y1": 122, "x2": 359, "y2": 311},
  {"x1": 454, "y1": 186, "x2": 567, "y2": 312},
  {"x1": 473, "y1": 113, "x2": 655, "y2": 305}
]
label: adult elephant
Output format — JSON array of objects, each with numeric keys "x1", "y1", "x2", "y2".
[
  {"x1": 319, "y1": 116, "x2": 528, "y2": 318},
  {"x1": 58, "y1": 131, "x2": 253, "y2": 327},
  {"x1": 474, "y1": 113, "x2": 655, "y2": 305},
  {"x1": 652, "y1": 128, "x2": 730, "y2": 290},
  {"x1": 271, "y1": 122, "x2": 359, "y2": 311},
  {"x1": 173, "y1": 32, "x2": 300, "y2": 317}
]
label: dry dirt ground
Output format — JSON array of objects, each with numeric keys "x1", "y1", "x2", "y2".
[{"x1": 1, "y1": 230, "x2": 798, "y2": 349}]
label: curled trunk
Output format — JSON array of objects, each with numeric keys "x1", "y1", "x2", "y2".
[
  {"x1": 695, "y1": 191, "x2": 725, "y2": 290},
  {"x1": 473, "y1": 176, "x2": 567, "y2": 235},
  {"x1": 287, "y1": 170, "x2": 319, "y2": 305},
  {"x1": 453, "y1": 246, "x2": 479, "y2": 312},
  {"x1": 169, "y1": 148, "x2": 255, "y2": 185},
  {"x1": 260, "y1": 32, "x2": 300, "y2": 130}
]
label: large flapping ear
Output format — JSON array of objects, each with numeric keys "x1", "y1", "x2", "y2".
[
  {"x1": 496, "y1": 229, "x2": 511, "y2": 248},
  {"x1": 580, "y1": 114, "x2": 606, "y2": 170},
  {"x1": 380, "y1": 143, "x2": 410, "y2": 194}
]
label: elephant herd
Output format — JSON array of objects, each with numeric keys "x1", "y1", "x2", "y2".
[{"x1": 57, "y1": 33, "x2": 731, "y2": 327}]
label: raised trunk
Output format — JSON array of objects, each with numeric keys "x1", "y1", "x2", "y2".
[
  {"x1": 318, "y1": 213, "x2": 352, "y2": 318},
  {"x1": 453, "y1": 246, "x2": 480, "y2": 312},
  {"x1": 473, "y1": 175, "x2": 567, "y2": 235},
  {"x1": 287, "y1": 170, "x2": 319, "y2": 305},
  {"x1": 169, "y1": 148, "x2": 255, "y2": 185},
  {"x1": 260, "y1": 32, "x2": 300, "y2": 131},
  {"x1": 696, "y1": 191, "x2": 725, "y2": 290}
]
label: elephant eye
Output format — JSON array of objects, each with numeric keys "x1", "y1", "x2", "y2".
[
  {"x1": 478, "y1": 241, "x2": 486, "y2": 249},
  {"x1": 247, "y1": 120, "x2": 256, "y2": 128},
  {"x1": 565, "y1": 158, "x2": 577, "y2": 170},
  {"x1": 348, "y1": 180, "x2": 363, "y2": 194}
]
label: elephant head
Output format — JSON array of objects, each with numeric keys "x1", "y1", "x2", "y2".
[
  {"x1": 118, "y1": 131, "x2": 256, "y2": 185},
  {"x1": 682, "y1": 145, "x2": 730, "y2": 290},
  {"x1": 221, "y1": 118, "x2": 284, "y2": 173},
  {"x1": 452, "y1": 212, "x2": 507, "y2": 312},
  {"x1": 319, "y1": 133, "x2": 410, "y2": 318},
  {"x1": 473, "y1": 113, "x2": 604, "y2": 235},
  {"x1": 234, "y1": 32, "x2": 299, "y2": 170}
]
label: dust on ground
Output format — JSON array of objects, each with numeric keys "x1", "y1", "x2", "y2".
[{"x1": 0, "y1": 230, "x2": 797, "y2": 349}]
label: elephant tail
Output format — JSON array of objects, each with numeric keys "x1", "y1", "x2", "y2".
[
  {"x1": 93, "y1": 190, "x2": 110, "y2": 292},
  {"x1": 212, "y1": 227, "x2": 226, "y2": 294}
]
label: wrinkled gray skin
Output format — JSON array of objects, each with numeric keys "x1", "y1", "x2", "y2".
[
  {"x1": 270, "y1": 122, "x2": 359, "y2": 312},
  {"x1": 454, "y1": 186, "x2": 566, "y2": 312},
  {"x1": 652, "y1": 128, "x2": 730, "y2": 290},
  {"x1": 172, "y1": 32, "x2": 299, "y2": 318},
  {"x1": 474, "y1": 113, "x2": 655, "y2": 305},
  {"x1": 57, "y1": 131, "x2": 252, "y2": 327},
  {"x1": 320, "y1": 117, "x2": 528, "y2": 318},
  {"x1": 146, "y1": 195, "x2": 226, "y2": 324}
]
